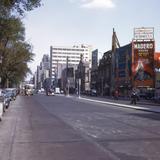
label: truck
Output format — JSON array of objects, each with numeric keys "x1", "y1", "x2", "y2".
[{"x1": 55, "y1": 87, "x2": 60, "y2": 94}]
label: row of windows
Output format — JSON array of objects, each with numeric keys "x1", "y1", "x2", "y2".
[
  {"x1": 52, "y1": 59, "x2": 80, "y2": 64},
  {"x1": 52, "y1": 59, "x2": 80, "y2": 63},
  {"x1": 52, "y1": 52, "x2": 78, "y2": 55},
  {"x1": 52, "y1": 52, "x2": 89, "y2": 56},
  {"x1": 52, "y1": 55, "x2": 89, "y2": 59},
  {"x1": 53, "y1": 48, "x2": 88, "y2": 52},
  {"x1": 52, "y1": 56, "x2": 81, "y2": 59}
]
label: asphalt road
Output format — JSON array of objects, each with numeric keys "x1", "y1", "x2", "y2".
[{"x1": 0, "y1": 94, "x2": 160, "y2": 160}]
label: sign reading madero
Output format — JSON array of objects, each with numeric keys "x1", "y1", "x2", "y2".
[{"x1": 132, "y1": 27, "x2": 155, "y2": 88}]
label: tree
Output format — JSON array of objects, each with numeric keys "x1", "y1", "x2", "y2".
[
  {"x1": 0, "y1": 17, "x2": 25, "y2": 47},
  {"x1": 0, "y1": 41, "x2": 34, "y2": 87},
  {"x1": 0, "y1": 0, "x2": 41, "y2": 16},
  {"x1": 0, "y1": 0, "x2": 41, "y2": 87}
]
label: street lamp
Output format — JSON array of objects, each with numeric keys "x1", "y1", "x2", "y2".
[
  {"x1": 67, "y1": 79, "x2": 70, "y2": 97},
  {"x1": 78, "y1": 78, "x2": 81, "y2": 98}
]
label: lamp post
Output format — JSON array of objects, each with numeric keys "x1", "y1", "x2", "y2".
[
  {"x1": 67, "y1": 79, "x2": 70, "y2": 97},
  {"x1": 78, "y1": 78, "x2": 81, "y2": 98}
]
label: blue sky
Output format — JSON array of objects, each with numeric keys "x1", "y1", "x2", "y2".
[{"x1": 24, "y1": 0, "x2": 160, "y2": 73}]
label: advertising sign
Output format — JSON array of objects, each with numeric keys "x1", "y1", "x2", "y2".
[
  {"x1": 134, "y1": 27, "x2": 154, "y2": 40},
  {"x1": 132, "y1": 41, "x2": 155, "y2": 88}
]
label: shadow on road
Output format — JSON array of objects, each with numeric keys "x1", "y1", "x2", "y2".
[{"x1": 128, "y1": 112, "x2": 160, "y2": 121}]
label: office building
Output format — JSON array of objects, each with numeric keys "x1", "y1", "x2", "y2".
[{"x1": 50, "y1": 44, "x2": 92, "y2": 79}]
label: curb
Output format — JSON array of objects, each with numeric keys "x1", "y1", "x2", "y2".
[{"x1": 78, "y1": 97, "x2": 160, "y2": 114}]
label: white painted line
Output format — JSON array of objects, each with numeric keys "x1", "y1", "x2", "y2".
[
  {"x1": 79, "y1": 97, "x2": 159, "y2": 113},
  {"x1": 62, "y1": 95, "x2": 160, "y2": 113}
]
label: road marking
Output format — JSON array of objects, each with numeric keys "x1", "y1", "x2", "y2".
[{"x1": 78, "y1": 97, "x2": 160, "y2": 113}]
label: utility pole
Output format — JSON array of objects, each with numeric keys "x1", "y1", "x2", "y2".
[
  {"x1": 78, "y1": 78, "x2": 81, "y2": 98},
  {"x1": 67, "y1": 79, "x2": 70, "y2": 97},
  {"x1": 66, "y1": 56, "x2": 69, "y2": 96},
  {"x1": 56, "y1": 60, "x2": 59, "y2": 87}
]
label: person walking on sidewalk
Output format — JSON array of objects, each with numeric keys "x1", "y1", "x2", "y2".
[{"x1": 114, "y1": 90, "x2": 119, "y2": 100}]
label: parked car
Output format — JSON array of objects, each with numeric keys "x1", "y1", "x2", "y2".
[
  {"x1": 4, "y1": 88, "x2": 17, "y2": 100},
  {"x1": 0, "y1": 90, "x2": 5, "y2": 120},
  {"x1": 3, "y1": 93, "x2": 11, "y2": 109}
]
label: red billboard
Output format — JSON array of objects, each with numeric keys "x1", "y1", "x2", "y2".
[{"x1": 132, "y1": 41, "x2": 155, "y2": 88}]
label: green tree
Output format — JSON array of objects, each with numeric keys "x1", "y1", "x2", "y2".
[
  {"x1": 0, "y1": 0, "x2": 41, "y2": 16},
  {"x1": 0, "y1": 0, "x2": 41, "y2": 87},
  {"x1": 0, "y1": 41, "x2": 34, "y2": 87}
]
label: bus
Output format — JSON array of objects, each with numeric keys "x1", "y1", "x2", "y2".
[{"x1": 24, "y1": 84, "x2": 34, "y2": 96}]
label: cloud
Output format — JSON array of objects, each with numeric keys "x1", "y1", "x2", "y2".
[
  {"x1": 82, "y1": 0, "x2": 115, "y2": 9},
  {"x1": 69, "y1": 0, "x2": 115, "y2": 9}
]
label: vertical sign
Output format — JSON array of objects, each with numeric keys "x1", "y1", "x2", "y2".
[{"x1": 132, "y1": 41, "x2": 155, "y2": 88}]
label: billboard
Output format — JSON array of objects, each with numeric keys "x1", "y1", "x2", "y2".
[
  {"x1": 134, "y1": 27, "x2": 154, "y2": 40},
  {"x1": 132, "y1": 41, "x2": 155, "y2": 88}
]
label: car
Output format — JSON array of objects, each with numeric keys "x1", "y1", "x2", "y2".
[
  {"x1": 4, "y1": 88, "x2": 16, "y2": 100},
  {"x1": 0, "y1": 90, "x2": 5, "y2": 120},
  {"x1": 60, "y1": 90, "x2": 64, "y2": 94},
  {"x1": 3, "y1": 93, "x2": 11, "y2": 109},
  {"x1": 90, "y1": 89, "x2": 97, "y2": 96},
  {"x1": 46, "y1": 89, "x2": 55, "y2": 96}
]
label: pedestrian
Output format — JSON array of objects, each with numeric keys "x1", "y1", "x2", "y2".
[
  {"x1": 130, "y1": 89, "x2": 137, "y2": 105},
  {"x1": 114, "y1": 90, "x2": 119, "y2": 100}
]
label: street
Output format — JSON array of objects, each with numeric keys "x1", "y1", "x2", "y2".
[{"x1": 0, "y1": 94, "x2": 160, "y2": 160}]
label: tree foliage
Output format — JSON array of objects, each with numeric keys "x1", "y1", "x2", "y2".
[
  {"x1": 0, "y1": 17, "x2": 25, "y2": 46},
  {"x1": 0, "y1": 0, "x2": 41, "y2": 16},
  {"x1": 0, "y1": 0, "x2": 41, "y2": 87},
  {"x1": 0, "y1": 41, "x2": 34, "y2": 87}
]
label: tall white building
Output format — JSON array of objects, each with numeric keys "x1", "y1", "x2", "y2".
[{"x1": 50, "y1": 44, "x2": 92, "y2": 79}]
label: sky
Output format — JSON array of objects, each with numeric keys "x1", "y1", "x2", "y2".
[{"x1": 23, "y1": 0, "x2": 160, "y2": 74}]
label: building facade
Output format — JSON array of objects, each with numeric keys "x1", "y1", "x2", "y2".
[
  {"x1": 91, "y1": 49, "x2": 98, "y2": 90},
  {"x1": 50, "y1": 44, "x2": 92, "y2": 80},
  {"x1": 98, "y1": 50, "x2": 112, "y2": 96},
  {"x1": 75, "y1": 59, "x2": 91, "y2": 93},
  {"x1": 34, "y1": 54, "x2": 50, "y2": 90},
  {"x1": 98, "y1": 41, "x2": 156, "y2": 97},
  {"x1": 114, "y1": 43, "x2": 132, "y2": 96}
]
